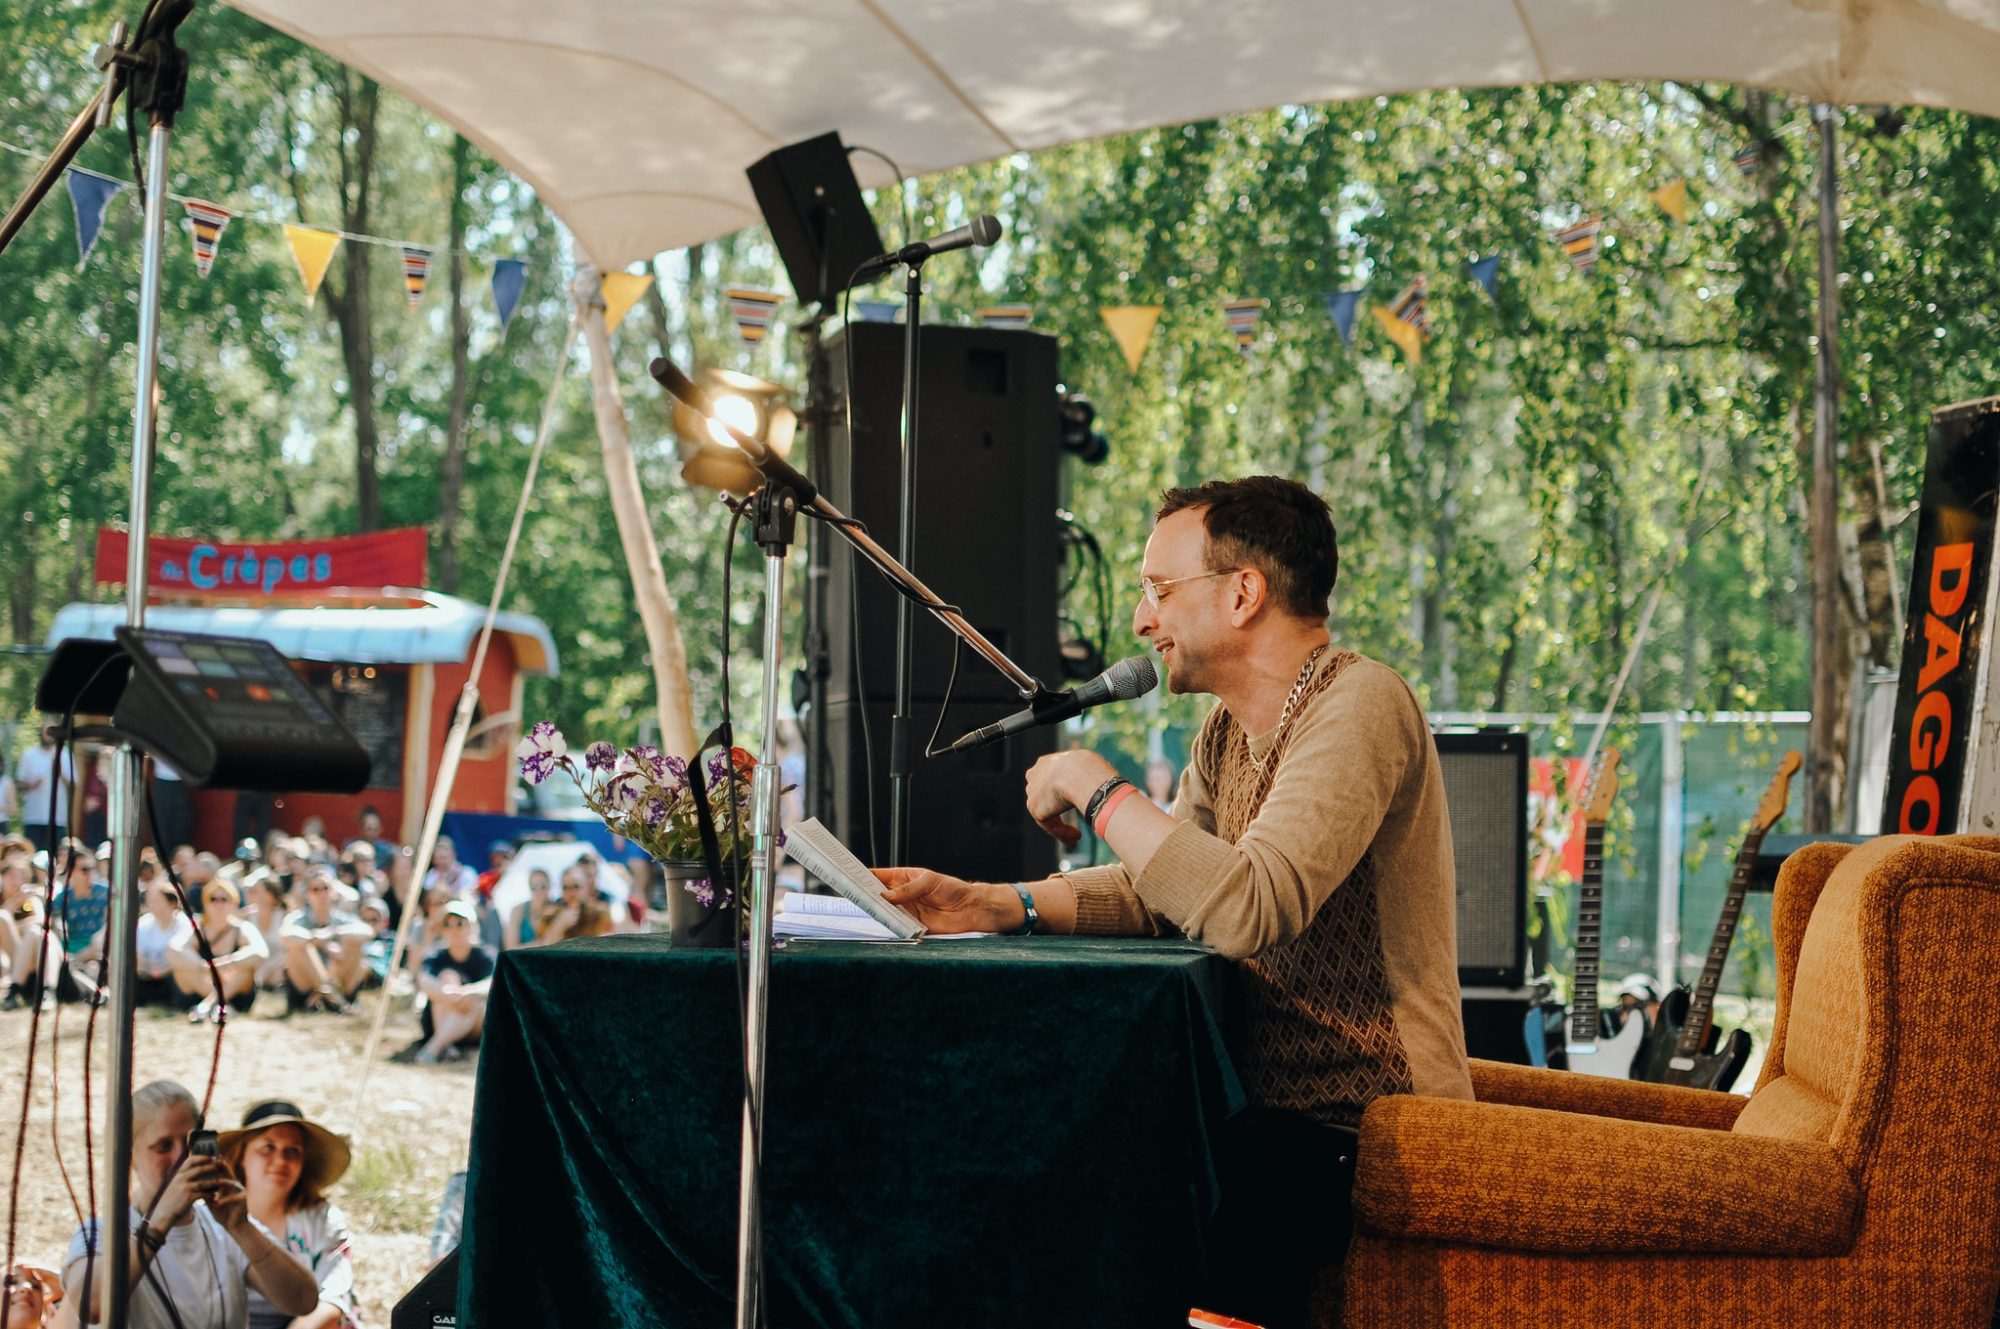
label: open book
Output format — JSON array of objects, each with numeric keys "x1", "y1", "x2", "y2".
[{"x1": 781, "y1": 818, "x2": 927, "y2": 940}]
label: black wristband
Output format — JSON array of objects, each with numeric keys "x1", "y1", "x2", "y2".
[{"x1": 1083, "y1": 776, "x2": 1132, "y2": 825}]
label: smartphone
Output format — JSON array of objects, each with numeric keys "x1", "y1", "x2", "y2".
[{"x1": 187, "y1": 1129, "x2": 218, "y2": 1158}]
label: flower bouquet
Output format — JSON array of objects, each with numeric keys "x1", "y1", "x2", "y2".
[{"x1": 516, "y1": 722, "x2": 762, "y2": 922}]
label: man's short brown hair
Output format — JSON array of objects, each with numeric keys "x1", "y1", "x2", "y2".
[{"x1": 1156, "y1": 476, "x2": 1338, "y2": 620}]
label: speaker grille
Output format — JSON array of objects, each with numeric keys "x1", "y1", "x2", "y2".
[{"x1": 1436, "y1": 733, "x2": 1527, "y2": 986}]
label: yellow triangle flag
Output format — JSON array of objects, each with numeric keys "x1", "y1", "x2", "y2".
[
  {"x1": 1101, "y1": 305, "x2": 1164, "y2": 374},
  {"x1": 600, "y1": 271, "x2": 653, "y2": 335},
  {"x1": 1648, "y1": 180, "x2": 1689, "y2": 224},
  {"x1": 283, "y1": 225, "x2": 342, "y2": 302},
  {"x1": 1372, "y1": 306, "x2": 1423, "y2": 366}
]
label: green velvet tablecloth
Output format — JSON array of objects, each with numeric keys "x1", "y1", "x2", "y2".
[{"x1": 459, "y1": 932, "x2": 1244, "y2": 1327}]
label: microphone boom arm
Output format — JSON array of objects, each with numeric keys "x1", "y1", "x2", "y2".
[{"x1": 649, "y1": 355, "x2": 1045, "y2": 701}]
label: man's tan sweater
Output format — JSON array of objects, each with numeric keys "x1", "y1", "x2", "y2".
[{"x1": 1062, "y1": 649, "x2": 1473, "y2": 1128}]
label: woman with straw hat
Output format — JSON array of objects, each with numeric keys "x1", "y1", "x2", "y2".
[{"x1": 219, "y1": 1101, "x2": 359, "y2": 1329}]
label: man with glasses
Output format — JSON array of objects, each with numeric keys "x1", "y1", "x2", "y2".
[
  {"x1": 279, "y1": 866, "x2": 373, "y2": 1013},
  {"x1": 412, "y1": 899, "x2": 494, "y2": 1063},
  {"x1": 877, "y1": 476, "x2": 1471, "y2": 1328}
]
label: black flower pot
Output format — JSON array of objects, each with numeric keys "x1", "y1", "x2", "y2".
[{"x1": 659, "y1": 858, "x2": 739, "y2": 949}]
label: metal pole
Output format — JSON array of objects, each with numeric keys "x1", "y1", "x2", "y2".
[
  {"x1": 888, "y1": 261, "x2": 923, "y2": 865},
  {"x1": 1807, "y1": 104, "x2": 1843, "y2": 833},
  {"x1": 100, "y1": 115, "x2": 172, "y2": 1329},
  {"x1": 736, "y1": 544, "x2": 789, "y2": 1329}
]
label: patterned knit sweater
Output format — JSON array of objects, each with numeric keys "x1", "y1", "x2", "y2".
[{"x1": 1063, "y1": 649, "x2": 1473, "y2": 1128}]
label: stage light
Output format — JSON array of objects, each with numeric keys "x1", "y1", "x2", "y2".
[
  {"x1": 1059, "y1": 392, "x2": 1110, "y2": 465},
  {"x1": 672, "y1": 368, "x2": 798, "y2": 494}
]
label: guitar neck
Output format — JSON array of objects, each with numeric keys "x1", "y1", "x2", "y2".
[
  {"x1": 1569, "y1": 822, "x2": 1606, "y2": 1045},
  {"x1": 1675, "y1": 826, "x2": 1769, "y2": 1058}
]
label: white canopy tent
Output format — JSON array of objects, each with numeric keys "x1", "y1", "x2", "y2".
[{"x1": 227, "y1": 0, "x2": 2000, "y2": 270}]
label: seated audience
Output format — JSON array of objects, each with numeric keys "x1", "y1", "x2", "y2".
[
  {"x1": 132, "y1": 876, "x2": 191, "y2": 1008},
  {"x1": 414, "y1": 900, "x2": 493, "y2": 1063},
  {"x1": 423, "y1": 836, "x2": 477, "y2": 898},
  {"x1": 220, "y1": 1099, "x2": 358, "y2": 1329},
  {"x1": 537, "y1": 866, "x2": 613, "y2": 944},
  {"x1": 504, "y1": 869, "x2": 552, "y2": 951},
  {"x1": 244, "y1": 873, "x2": 292, "y2": 993},
  {"x1": 280, "y1": 868, "x2": 372, "y2": 1014},
  {"x1": 9, "y1": 842, "x2": 108, "y2": 1006},
  {"x1": 1, "y1": 852, "x2": 44, "y2": 989},
  {"x1": 170, "y1": 877, "x2": 268, "y2": 1019},
  {"x1": 63, "y1": 1079, "x2": 317, "y2": 1328}
]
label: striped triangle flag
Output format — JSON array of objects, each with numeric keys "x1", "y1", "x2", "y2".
[
  {"x1": 977, "y1": 304, "x2": 1034, "y2": 330},
  {"x1": 728, "y1": 288, "x2": 782, "y2": 347},
  {"x1": 1554, "y1": 216, "x2": 1601, "y2": 274},
  {"x1": 181, "y1": 199, "x2": 231, "y2": 278},
  {"x1": 1734, "y1": 143, "x2": 1763, "y2": 176},
  {"x1": 1221, "y1": 298, "x2": 1269, "y2": 357},
  {"x1": 400, "y1": 246, "x2": 433, "y2": 308},
  {"x1": 1389, "y1": 276, "x2": 1430, "y2": 333}
]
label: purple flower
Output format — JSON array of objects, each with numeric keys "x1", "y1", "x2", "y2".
[
  {"x1": 608, "y1": 776, "x2": 643, "y2": 809},
  {"x1": 641, "y1": 796, "x2": 669, "y2": 828},
  {"x1": 708, "y1": 752, "x2": 731, "y2": 782},
  {"x1": 584, "y1": 741, "x2": 617, "y2": 773},
  {"x1": 514, "y1": 720, "x2": 566, "y2": 761},
  {"x1": 663, "y1": 755, "x2": 689, "y2": 792},
  {"x1": 684, "y1": 877, "x2": 716, "y2": 908},
  {"x1": 629, "y1": 745, "x2": 668, "y2": 781},
  {"x1": 519, "y1": 750, "x2": 559, "y2": 785}
]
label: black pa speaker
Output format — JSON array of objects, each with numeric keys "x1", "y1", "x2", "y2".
[
  {"x1": 1435, "y1": 730, "x2": 1529, "y2": 988},
  {"x1": 815, "y1": 322, "x2": 1064, "y2": 881},
  {"x1": 391, "y1": 1247, "x2": 457, "y2": 1329},
  {"x1": 745, "y1": 132, "x2": 886, "y2": 308}
]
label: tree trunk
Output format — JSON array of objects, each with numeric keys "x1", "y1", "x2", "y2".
[
  {"x1": 1805, "y1": 105, "x2": 1844, "y2": 833},
  {"x1": 1850, "y1": 434, "x2": 1902, "y2": 669},
  {"x1": 575, "y1": 269, "x2": 700, "y2": 759},
  {"x1": 436, "y1": 135, "x2": 474, "y2": 592},
  {"x1": 321, "y1": 74, "x2": 383, "y2": 532}
]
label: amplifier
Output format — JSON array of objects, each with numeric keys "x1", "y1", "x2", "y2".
[{"x1": 1436, "y1": 730, "x2": 1529, "y2": 988}]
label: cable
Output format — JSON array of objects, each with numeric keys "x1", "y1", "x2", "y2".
[
  {"x1": 920, "y1": 636, "x2": 966, "y2": 760},
  {"x1": 839, "y1": 274, "x2": 881, "y2": 864},
  {"x1": 843, "y1": 144, "x2": 911, "y2": 246}
]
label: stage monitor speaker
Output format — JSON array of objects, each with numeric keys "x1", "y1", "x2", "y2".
[
  {"x1": 824, "y1": 697, "x2": 1057, "y2": 882},
  {"x1": 391, "y1": 1247, "x2": 457, "y2": 1328},
  {"x1": 822, "y1": 322, "x2": 1063, "y2": 705},
  {"x1": 1435, "y1": 730, "x2": 1528, "y2": 988},
  {"x1": 745, "y1": 131, "x2": 886, "y2": 308}
]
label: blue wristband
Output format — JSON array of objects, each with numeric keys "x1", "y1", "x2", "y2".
[{"x1": 1007, "y1": 882, "x2": 1039, "y2": 936}]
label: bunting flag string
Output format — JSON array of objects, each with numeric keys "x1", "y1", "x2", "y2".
[
  {"x1": 283, "y1": 224, "x2": 342, "y2": 302},
  {"x1": 1101, "y1": 305, "x2": 1164, "y2": 374},
  {"x1": 1468, "y1": 256, "x2": 1501, "y2": 304},
  {"x1": 1554, "y1": 216, "x2": 1601, "y2": 274},
  {"x1": 400, "y1": 245, "x2": 433, "y2": 308},
  {"x1": 491, "y1": 260, "x2": 528, "y2": 333},
  {"x1": 1323, "y1": 290, "x2": 1363, "y2": 348},
  {"x1": 977, "y1": 304, "x2": 1034, "y2": 330},
  {"x1": 182, "y1": 199, "x2": 232, "y2": 278},
  {"x1": 728, "y1": 287, "x2": 782, "y2": 347},
  {"x1": 601, "y1": 271, "x2": 653, "y2": 335},
  {"x1": 65, "y1": 168, "x2": 124, "y2": 271},
  {"x1": 1221, "y1": 297, "x2": 1269, "y2": 357},
  {"x1": 1648, "y1": 180, "x2": 1689, "y2": 224}
]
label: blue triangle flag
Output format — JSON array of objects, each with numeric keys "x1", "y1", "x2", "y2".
[
  {"x1": 1323, "y1": 290, "x2": 1363, "y2": 348},
  {"x1": 491, "y1": 260, "x2": 527, "y2": 332},
  {"x1": 853, "y1": 300, "x2": 900, "y2": 324},
  {"x1": 1469, "y1": 255, "x2": 1501, "y2": 303},
  {"x1": 66, "y1": 169, "x2": 125, "y2": 271}
]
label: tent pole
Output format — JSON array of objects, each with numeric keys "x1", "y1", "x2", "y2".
[{"x1": 1806, "y1": 104, "x2": 1844, "y2": 833}]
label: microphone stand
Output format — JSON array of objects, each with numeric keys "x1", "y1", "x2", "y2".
[
  {"x1": 888, "y1": 258, "x2": 923, "y2": 865},
  {"x1": 0, "y1": 7, "x2": 194, "y2": 1327},
  {"x1": 648, "y1": 355, "x2": 1047, "y2": 1329}
]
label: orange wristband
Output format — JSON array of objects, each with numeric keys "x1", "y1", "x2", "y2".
[{"x1": 1093, "y1": 783, "x2": 1140, "y2": 837}]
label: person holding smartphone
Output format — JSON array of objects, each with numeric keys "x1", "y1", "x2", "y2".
[{"x1": 61, "y1": 1080, "x2": 318, "y2": 1328}]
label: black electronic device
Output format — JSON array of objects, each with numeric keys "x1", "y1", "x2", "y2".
[
  {"x1": 1435, "y1": 730, "x2": 1530, "y2": 988},
  {"x1": 391, "y1": 1247, "x2": 458, "y2": 1329},
  {"x1": 38, "y1": 628, "x2": 372, "y2": 792},
  {"x1": 745, "y1": 131, "x2": 887, "y2": 308},
  {"x1": 186, "y1": 1128, "x2": 218, "y2": 1158}
]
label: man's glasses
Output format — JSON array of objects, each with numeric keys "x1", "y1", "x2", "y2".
[{"x1": 1140, "y1": 568, "x2": 1241, "y2": 608}]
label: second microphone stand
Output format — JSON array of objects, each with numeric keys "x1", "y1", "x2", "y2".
[{"x1": 886, "y1": 257, "x2": 923, "y2": 865}]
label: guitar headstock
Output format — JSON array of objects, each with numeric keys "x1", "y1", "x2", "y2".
[
  {"x1": 1750, "y1": 750, "x2": 1803, "y2": 835},
  {"x1": 1581, "y1": 748, "x2": 1622, "y2": 824}
]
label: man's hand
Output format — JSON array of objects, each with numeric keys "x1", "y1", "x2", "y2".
[
  {"x1": 874, "y1": 868, "x2": 1021, "y2": 934},
  {"x1": 1023, "y1": 749, "x2": 1119, "y2": 847}
]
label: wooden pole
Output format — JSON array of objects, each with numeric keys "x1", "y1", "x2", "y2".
[
  {"x1": 1806, "y1": 105, "x2": 1844, "y2": 833},
  {"x1": 575, "y1": 267, "x2": 700, "y2": 759}
]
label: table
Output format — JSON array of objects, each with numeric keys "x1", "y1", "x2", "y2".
[{"x1": 459, "y1": 932, "x2": 1244, "y2": 1328}]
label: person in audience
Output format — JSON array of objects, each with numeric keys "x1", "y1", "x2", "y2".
[
  {"x1": 537, "y1": 865, "x2": 613, "y2": 943},
  {"x1": 12, "y1": 842, "x2": 109, "y2": 1005},
  {"x1": 298, "y1": 816, "x2": 330, "y2": 861},
  {"x1": 380, "y1": 845, "x2": 416, "y2": 933},
  {"x1": 356, "y1": 898, "x2": 395, "y2": 986},
  {"x1": 78, "y1": 751, "x2": 110, "y2": 849},
  {"x1": 182, "y1": 852, "x2": 222, "y2": 895},
  {"x1": 244, "y1": 873, "x2": 292, "y2": 993},
  {"x1": 426, "y1": 1173, "x2": 467, "y2": 1269},
  {"x1": 15, "y1": 726, "x2": 74, "y2": 853},
  {"x1": 62, "y1": 1079, "x2": 317, "y2": 1328},
  {"x1": 505, "y1": 869, "x2": 553, "y2": 951},
  {"x1": 0, "y1": 853, "x2": 43, "y2": 990},
  {"x1": 423, "y1": 836, "x2": 477, "y2": 898},
  {"x1": 413, "y1": 900, "x2": 494, "y2": 1063},
  {"x1": 170, "y1": 876, "x2": 267, "y2": 1019},
  {"x1": 220, "y1": 1099, "x2": 358, "y2": 1329},
  {"x1": 132, "y1": 876, "x2": 191, "y2": 1009},
  {"x1": 477, "y1": 841, "x2": 511, "y2": 896},
  {"x1": 356, "y1": 807, "x2": 398, "y2": 883},
  {"x1": 1145, "y1": 757, "x2": 1179, "y2": 811},
  {"x1": 280, "y1": 868, "x2": 372, "y2": 1014},
  {"x1": 403, "y1": 886, "x2": 452, "y2": 984},
  {"x1": 3, "y1": 1261, "x2": 61, "y2": 1329}
]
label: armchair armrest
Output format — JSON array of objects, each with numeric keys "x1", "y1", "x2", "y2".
[
  {"x1": 1354, "y1": 1094, "x2": 1860, "y2": 1256},
  {"x1": 1469, "y1": 1058, "x2": 1747, "y2": 1131}
]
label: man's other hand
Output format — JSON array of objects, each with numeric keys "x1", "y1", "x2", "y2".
[
  {"x1": 873, "y1": 868, "x2": 1020, "y2": 934},
  {"x1": 1024, "y1": 749, "x2": 1117, "y2": 847}
]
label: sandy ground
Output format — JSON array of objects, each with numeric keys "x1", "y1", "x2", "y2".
[{"x1": 0, "y1": 988, "x2": 475, "y2": 1322}]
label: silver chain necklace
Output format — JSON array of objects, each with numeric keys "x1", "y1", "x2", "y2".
[{"x1": 1248, "y1": 644, "x2": 1328, "y2": 773}]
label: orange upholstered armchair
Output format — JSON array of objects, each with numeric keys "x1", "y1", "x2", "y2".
[{"x1": 1341, "y1": 834, "x2": 2000, "y2": 1328}]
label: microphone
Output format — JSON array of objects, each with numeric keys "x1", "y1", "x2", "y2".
[
  {"x1": 943, "y1": 655, "x2": 1157, "y2": 754},
  {"x1": 856, "y1": 215, "x2": 1002, "y2": 278}
]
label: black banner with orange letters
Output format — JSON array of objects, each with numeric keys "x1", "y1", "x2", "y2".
[{"x1": 1882, "y1": 398, "x2": 2000, "y2": 835}]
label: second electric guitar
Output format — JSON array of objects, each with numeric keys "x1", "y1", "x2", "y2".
[{"x1": 1564, "y1": 749, "x2": 1645, "y2": 1078}]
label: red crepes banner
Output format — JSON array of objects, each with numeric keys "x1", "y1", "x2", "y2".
[{"x1": 94, "y1": 526, "x2": 428, "y2": 598}]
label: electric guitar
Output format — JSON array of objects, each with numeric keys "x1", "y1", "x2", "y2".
[
  {"x1": 1635, "y1": 749, "x2": 1800, "y2": 1092},
  {"x1": 1561, "y1": 749, "x2": 1646, "y2": 1078}
]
